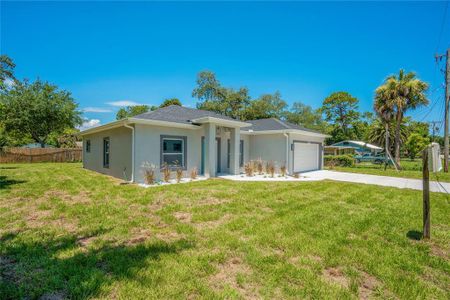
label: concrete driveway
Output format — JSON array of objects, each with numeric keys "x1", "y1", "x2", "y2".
[{"x1": 303, "y1": 170, "x2": 450, "y2": 193}]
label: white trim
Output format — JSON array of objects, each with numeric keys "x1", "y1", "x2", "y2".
[
  {"x1": 190, "y1": 116, "x2": 251, "y2": 128},
  {"x1": 130, "y1": 118, "x2": 200, "y2": 129},
  {"x1": 241, "y1": 129, "x2": 329, "y2": 138},
  {"x1": 79, "y1": 120, "x2": 126, "y2": 136}
]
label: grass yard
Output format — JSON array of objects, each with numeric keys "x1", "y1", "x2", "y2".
[
  {"x1": 1, "y1": 163, "x2": 449, "y2": 299},
  {"x1": 329, "y1": 159, "x2": 450, "y2": 183}
]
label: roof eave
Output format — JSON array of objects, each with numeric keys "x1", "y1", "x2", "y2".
[
  {"x1": 129, "y1": 118, "x2": 200, "y2": 129},
  {"x1": 241, "y1": 129, "x2": 329, "y2": 138},
  {"x1": 78, "y1": 119, "x2": 128, "y2": 136},
  {"x1": 191, "y1": 117, "x2": 251, "y2": 128}
]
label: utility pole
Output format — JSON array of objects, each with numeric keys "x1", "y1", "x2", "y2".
[{"x1": 436, "y1": 49, "x2": 449, "y2": 172}]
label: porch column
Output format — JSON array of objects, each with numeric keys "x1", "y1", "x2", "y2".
[
  {"x1": 204, "y1": 123, "x2": 216, "y2": 178},
  {"x1": 230, "y1": 127, "x2": 240, "y2": 175}
]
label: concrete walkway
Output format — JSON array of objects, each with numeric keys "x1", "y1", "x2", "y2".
[{"x1": 302, "y1": 170, "x2": 450, "y2": 193}]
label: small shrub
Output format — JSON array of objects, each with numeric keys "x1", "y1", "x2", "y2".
[
  {"x1": 256, "y1": 158, "x2": 264, "y2": 175},
  {"x1": 190, "y1": 167, "x2": 198, "y2": 180},
  {"x1": 244, "y1": 161, "x2": 254, "y2": 177},
  {"x1": 141, "y1": 162, "x2": 157, "y2": 185},
  {"x1": 267, "y1": 161, "x2": 275, "y2": 178},
  {"x1": 176, "y1": 167, "x2": 183, "y2": 183},
  {"x1": 161, "y1": 162, "x2": 171, "y2": 182},
  {"x1": 324, "y1": 155, "x2": 355, "y2": 167},
  {"x1": 280, "y1": 164, "x2": 287, "y2": 177}
]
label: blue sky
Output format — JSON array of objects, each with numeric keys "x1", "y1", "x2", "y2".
[{"x1": 1, "y1": 1, "x2": 449, "y2": 131}]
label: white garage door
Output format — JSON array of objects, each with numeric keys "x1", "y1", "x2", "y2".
[{"x1": 293, "y1": 142, "x2": 319, "y2": 172}]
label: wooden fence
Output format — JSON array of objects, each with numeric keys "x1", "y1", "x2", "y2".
[{"x1": 0, "y1": 147, "x2": 82, "y2": 163}]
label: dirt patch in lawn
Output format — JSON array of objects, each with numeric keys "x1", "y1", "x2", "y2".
[
  {"x1": 26, "y1": 210, "x2": 78, "y2": 233},
  {"x1": 44, "y1": 190, "x2": 91, "y2": 204},
  {"x1": 358, "y1": 271, "x2": 380, "y2": 299},
  {"x1": 430, "y1": 243, "x2": 449, "y2": 260},
  {"x1": 156, "y1": 231, "x2": 185, "y2": 243},
  {"x1": 322, "y1": 267, "x2": 349, "y2": 288},
  {"x1": 209, "y1": 257, "x2": 259, "y2": 299},
  {"x1": 174, "y1": 212, "x2": 192, "y2": 223},
  {"x1": 194, "y1": 214, "x2": 232, "y2": 230},
  {"x1": 194, "y1": 196, "x2": 231, "y2": 207}
]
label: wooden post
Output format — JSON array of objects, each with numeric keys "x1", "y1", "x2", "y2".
[{"x1": 422, "y1": 148, "x2": 430, "y2": 239}]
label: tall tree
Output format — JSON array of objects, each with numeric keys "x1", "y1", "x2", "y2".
[
  {"x1": 375, "y1": 70, "x2": 429, "y2": 165},
  {"x1": 0, "y1": 55, "x2": 16, "y2": 92},
  {"x1": 320, "y1": 92, "x2": 360, "y2": 141},
  {"x1": 285, "y1": 102, "x2": 325, "y2": 131},
  {"x1": 405, "y1": 133, "x2": 429, "y2": 160},
  {"x1": 160, "y1": 98, "x2": 182, "y2": 108},
  {"x1": 116, "y1": 105, "x2": 154, "y2": 120},
  {"x1": 243, "y1": 92, "x2": 287, "y2": 120},
  {"x1": 193, "y1": 71, "x2": 250, "y2": 119},
  {"x1": 0, "y1": 79, "x2": 82, "y2": 147},
  {"x1": 374, "y1": 87, "x2": 397, "y2": 168}
]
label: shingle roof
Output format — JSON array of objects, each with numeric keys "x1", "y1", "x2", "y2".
[
  {"x1": 242, "y1": 118, "x2": 323, "y2": 134},
  {"x1": 132, "y1": 106, "x2": 324, "y2": 135},
  {"x1": 132, "y1": 105, "x2": 237, "y2": 125}
]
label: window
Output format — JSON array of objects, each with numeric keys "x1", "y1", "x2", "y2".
[
  {"x1": 240, "y1": 140, "x2": 244, "y2": 167},
  {"x1": 161, "y1": 136, "x2": 186, "y2": 168},
  {"x1": 86, "y1": 140, "x2": 91, "y2": 153},
  {"x1": 103, "y1": 137, "x2": 110, "y2": 168}
]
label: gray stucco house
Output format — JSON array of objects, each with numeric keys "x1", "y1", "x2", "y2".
[{"x1": 79, "y1": 105, "x2": 328, "y2": 183}]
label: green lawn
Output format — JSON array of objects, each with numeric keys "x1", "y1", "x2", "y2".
[
  {"x1": 329, "y1": 159, "x2": 450, "y2": 183},
  {"x1": 1, "y1": 163, "x2": 449, "y2": 299}
]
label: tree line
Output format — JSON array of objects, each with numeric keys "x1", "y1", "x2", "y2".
[{"x1": 0, "y1": 55, "x2": 432, "y2": 169}]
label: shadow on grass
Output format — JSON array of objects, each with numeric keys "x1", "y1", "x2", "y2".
[
  {"x1": 406, "y1": 230, "x2": 422, "y2": 240},
  {"x1": 0, "y1": 166, "x2": 18, "y2": 170},
  {"x1": 0, "y1": 231, "x2": 193, "y2": 299},
  {"x1": 0, "y1": 175, "x2": 26, "y2": 190}
]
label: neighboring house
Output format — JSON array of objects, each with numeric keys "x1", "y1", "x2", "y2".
[
  {"x1": 79, "y1": 105, "x2": 328, "y2": 183},
  {"x1": 331, "y1": 140, "x2": 382, "y2": 155},
  {"x1": 324, "y1": 145, "x2": 356, "y2": 156}
]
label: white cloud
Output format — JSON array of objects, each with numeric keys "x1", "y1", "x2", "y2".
[
  {"x1": 106, "y1": 100, "x2": 140, "y2": 107},
  {"x1": 78, "y1": 119, "x2": 101, "y2": 131},
  {"x1": 83, "y1": 107, "x2": 113, "y2": 113}
]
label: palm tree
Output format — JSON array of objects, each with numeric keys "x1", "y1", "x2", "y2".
[
  {"x1": 375, "y1": 70, "x2": 429, "y2": 166},
  {"x1": 374, "y1": 90, "x2": 399, "y2": 169}
]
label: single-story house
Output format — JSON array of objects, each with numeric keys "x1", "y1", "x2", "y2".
[
  {"x1": 324, "y1": 145, "x2": 356, "y2": 156},
  {"x1": 331, "y1": 140, "x2": 382, "y2": 155},
  {"x1": 79, "y1": 105, "x2": 328, "y2": 183}
]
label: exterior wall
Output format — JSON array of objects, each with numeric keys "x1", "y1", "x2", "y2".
[
  {"x1": 134, "y1": 124, "x2": 203, "y2": 183},
  {"x1": 288, "y1": 133, "x2": 326, "y2": 174},
  {"x1": 82, "y1": 126, "x2": 132, "y2": 181},
  {"x1": 248, "y1": 133, "x2": 287, "y2": 169}
]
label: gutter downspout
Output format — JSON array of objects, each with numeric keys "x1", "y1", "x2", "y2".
[
  {"x1": 283, "y1": 133, "x2": 289, "y2": 174},
  {"x1": 124, "y1": 122, "x2": 135, "y2": 183}
]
